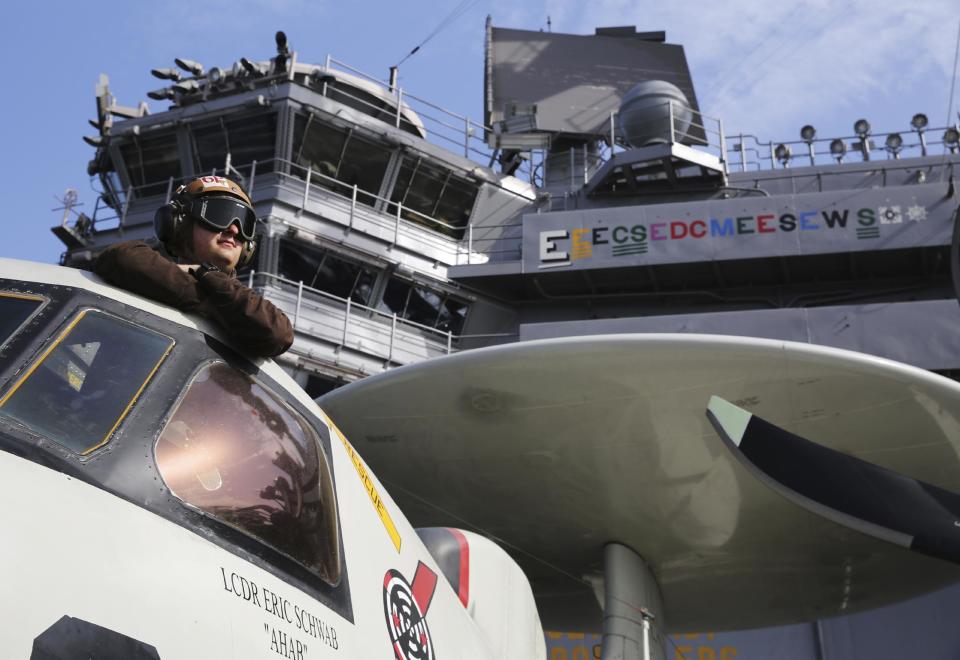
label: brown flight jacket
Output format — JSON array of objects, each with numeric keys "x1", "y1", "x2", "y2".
[{"x1": 95, "y1": 241, "x2": 294, "y2": 358}]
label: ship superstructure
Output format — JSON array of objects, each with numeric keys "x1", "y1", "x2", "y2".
[{"x1": 54, "y1": 22, "x2": 960, "y2": 658}]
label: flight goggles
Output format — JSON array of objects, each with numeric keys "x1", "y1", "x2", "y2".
[{"x1": 185, "y1": 196, "x2": 258, "y2": 240}]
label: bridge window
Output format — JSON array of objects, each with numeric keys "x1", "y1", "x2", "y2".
[
  {"x1": 388, "y1": 156, "x2": 478, "y2": 239},
  {"x1": 155, "y1": 362, "x2": 341, "y2": 585},
  {"x1": 278, "y1": 241, "x2": 377, "y2": 305},
  {"x1": 293, "y1": 114, "x2": 392, "y2": 206},
  {"x1": 0, "y1": 309, "x2": 173, "y2": 454},
  {"x1": 119, "y1": 130, "x2": 181, "y2": 197},
  {"x1": 379, "y1": 278, "x2": 468, "y2": 335},
  {"x1": 190, "y1": 111, "x2": 278, "y2": 178}
]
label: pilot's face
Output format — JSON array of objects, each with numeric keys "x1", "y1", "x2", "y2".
[{"x1": 192, "y1": 221, "x2": 243, "y2": 270}]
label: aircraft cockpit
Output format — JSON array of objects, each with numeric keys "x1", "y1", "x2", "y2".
[{"x1": 0, "y1": 281, "x2": 351, "y2": 621}]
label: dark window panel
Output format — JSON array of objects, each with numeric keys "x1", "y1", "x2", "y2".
[
  {"x1": 278, "y1": 241, "x2": 377, "y2": 305},
  {"x1": 119, "y1": 131, "x2": 181, "y2": 197},
  {"x1": 155, "y1": 362, "x2": 341, "y2": 585}
]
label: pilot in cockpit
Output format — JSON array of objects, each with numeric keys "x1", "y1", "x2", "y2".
[{"x1": 95, "y1": 176, "x2": 293, "y2": 357}]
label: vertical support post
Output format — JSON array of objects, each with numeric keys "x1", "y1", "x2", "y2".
[
  {"x1": 446, "y1": 331, "x2": 453, "y2": 354},
  {"x1": 294, "y1": 281, "x2": 303, "y2": 330},
  {"x1": 349, "y1": 184, "x2": 357, "y2": 230},
  {"x1": 738, "y1": 133, "x2": 746, "y2": 172},
  {"x1": 807, "y1": 143, "x2": 816, "y2": 167},
  {"x1": 464, "y1": 117, "x2": 471, "y2": 158},
  {"x1": 582, "y1": 143, "x2": 588, "y2": 184},
  {"x1": 342, "y1": 298, "x2": 352, "y2": 348},
  {"x1": 599, "y1": 543, "x2": 665, "y2": 660},
  {"x1": 120, "y1": 185, "x2": 133, "y2": 226},
  {"x1": 248, "y1": 270, "x2": 255, "y2": 288},
  {"x1": 609, "y1": 111, "x2": 616, "y2": 155},
  {"x1": 569, "y1": 147, "x2": 575, "y2": 191},
  {"x1": 388, "y1": 314, "x2": 397, "y2": 364},
  {"x1": 249, "y1": 160, "x2": 258, "y2": 195},
  {"x1": 769, "y1": 142, "x2": 776, "y2": 169},
  {"x1": 396, "y1": 89, "x2": 403, "y2": 128},
  {"x1": 164, "y1": 176, "x2": 174, "y2": 204},
  {"x1": 919, "y1": 131, "x2": 928, "y2": 157},
  {"x1": 718, "y1": 118, "x2": 727, "y2": 171},
  {"x1": 467, "y1": 224, "x2": 474, "y2": 265},
  {"x1": 302, "y1": 166, "x2": 312, "y2": 211},
  {"x1": 667, "y1": 100, "x2": 675, "y2": 143},
  {"x1": 393, "y1": 204, "x2": 401, "y2": 247}
]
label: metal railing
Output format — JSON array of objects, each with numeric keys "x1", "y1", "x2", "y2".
[
  {"x1": 321, "y1": 56, "x2": 536, "y2": 182},
  {"x1": 83, "y1": 156, "x2": 496, "y2": 264},
  {"x1": 725, "y1": 125, "x2": 960, "y2": 172},
  {"x1": 248, "y1": 270, "x2": 516, "y2": 362}
]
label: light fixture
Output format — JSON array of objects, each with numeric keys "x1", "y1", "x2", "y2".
[
  {"x1": 912, "y1": 113, "x2": 930, "y2": 156},
  {"x1": 147, "y1": 87, "x2": 176, "y2": 101},
  {"x1": 774, "y1": 143, "x2": 792, "y2": 167},
  {"x1": 150, "y1": 67, "x2": 181, "y2": 81},
  {"x1": 853, "y1": 119, "x2": 872, "y2": 161},
  {"x1": 174, "y1": 58, "x2": 204, "y2": 76},
  {"x1": 885, "y1": 132, "x2": 903, "y2": 158},
  {"x1": 829, "y1": 138, "x2": 846, "y2": 163},
  {"x1": 800, "y1": 125, "x2": 816, "y2": 164},
  {"x1": 207, "y1": 66, "x2": 225, "y2": 85},
  {"x1": 240, "y1": 57, "x2": 265, "y2": 77},
  {"x1": 172, "y1": 79, "x2": 200, "y2": 94},
  {"x1": 945, "y1": 126, "x2": 960, "y2": 153},
  {"x1": 82, "y1": 135, "x2": 103, "y2": 148}
]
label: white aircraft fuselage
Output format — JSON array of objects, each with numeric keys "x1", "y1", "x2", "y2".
[{"x1": 0, "y1": 258, "x2": 544, "y2": 660}]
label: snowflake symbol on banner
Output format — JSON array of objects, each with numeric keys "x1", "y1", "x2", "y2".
[
  {"x1": 906, "y1": 205, "x2": 927, "y2": 222},
  {"x1": 878, "y1": 206, "x2": 902, "y2": 225}
]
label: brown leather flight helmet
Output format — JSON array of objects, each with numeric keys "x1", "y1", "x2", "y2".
[{"x1": 154, "y1": 175, "x2": 258, "y2": 268}]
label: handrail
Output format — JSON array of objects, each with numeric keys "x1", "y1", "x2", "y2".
[
  {"x1": 726, "y1": 125, "x2": 960, "y2": 171},
  {"x1": 250, "y1": 270, "x2": 460, "y2": 350}
]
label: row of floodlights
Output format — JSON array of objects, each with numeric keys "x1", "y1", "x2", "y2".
[
  {"x1": 773, "y1": 115, "x2": 960, "y2": 166},
  {"x1": 146, "y1": 57, "x2": 269, "y2": 100}
]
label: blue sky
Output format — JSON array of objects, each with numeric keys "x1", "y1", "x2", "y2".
[{"x1": 2, "y1": 0, "x2": 957, "y2": 264}]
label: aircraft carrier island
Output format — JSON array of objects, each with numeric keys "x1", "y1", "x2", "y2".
[{"x1": 53, "y1": 21, "x2": 960, "y2": 660}]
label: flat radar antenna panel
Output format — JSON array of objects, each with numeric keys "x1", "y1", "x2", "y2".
[{"x1": 485, "y1": 24, "x2": 705, "y2": 143}]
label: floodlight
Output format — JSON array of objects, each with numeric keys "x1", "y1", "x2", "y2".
[
  {"x1": 207, "y1": 66, "x2": 225, "y2": 85},
  {"x1": 151, "y1": 67, "x2": 181, "y2": 81},
  {"x1": 276, "y1": 31, "x2": 288, "y2": 50},
  {"x1": 854, "y1": 119, "x2": 871, "y2": 137},
  {"x1": 82, "y1": 135, "x2": 103, "y2": 148},
  {"x1": 174, "y1": 58, "x2": 204, "y2": 76},
  {"x1": 945, "y1": 126, "x2": 960, "y2": 153},
  {"x1": 911, "y1": 113, "x2": 929, "y2": 131},
  {"x1": 800, "y1": 125, "x2": 816, "y2": 142},
  {"x1": 885, "y1": 132, "x2": 903, "y2": 158},
  {"x1": 829, "y1": 138, "x2": 846, "y2": 162},
  {"x1": 240, "y1": 57, "x2": 264, "y2": 77},
  {"x1": 172, "y1": 79, "x2": 200, "y2": 94},
  {"x1": 147, "y1": 87, "x2": 176, "y2": 101},
  {"x1": 774, "y1": 143, "x2": 792, "y2": 166}
]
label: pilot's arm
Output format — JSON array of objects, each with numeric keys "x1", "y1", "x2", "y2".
[
  {"x1": 95, "y1": 241, "x2": 293, "y2": 358},
  {"x1": 94, "y1": 240, "x2": 205, "y2": 312},
  {"x1": 191, "y1": 268, "x2": 294, "y2": 358}
]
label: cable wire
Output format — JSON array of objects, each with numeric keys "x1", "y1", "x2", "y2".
[{"x1": 396, "y1": 0, "x2": 480, "y2": 67}]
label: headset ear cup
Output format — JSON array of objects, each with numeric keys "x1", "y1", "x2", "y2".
[
  {"x1": 237, "y1": 238, "x2": 257, "y2": 269},
  {"x1": 154, "y1": 201, "x2": 185, "y2": 255},
  {"x1": 153, "y1": 204, "x2": 174, "y2": 243}
]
